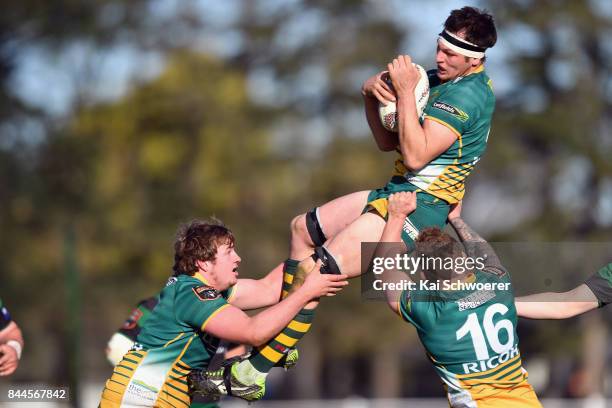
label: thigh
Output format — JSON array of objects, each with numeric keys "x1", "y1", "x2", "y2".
[
  {"x1": 317, "y1": 190, "x2": 370, "y2": 241},
  {"x1": 325, "y1": 212, "x2": 386, "y2": 279}
]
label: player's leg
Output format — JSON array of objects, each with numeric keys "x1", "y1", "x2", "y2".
[
  {"x1": 225, "y1": 191, "x2": 371, "y2": 380},
  {"x1": 252, "y1": 212, "x2": 386, "y2": 371},
  {"x1": 294, "y1": 192, "x2": 450, "y2": 285},
  {"x1": 259, "y1": 194, "x2": 449, "y2": 372},
  {"x1": 280, "y1": 190, "x2": 370, "y2": 298},
  {"x1": 290, "y1": 190, "x2": 371, "y2": 259},
  {"x1": 297, "y1": 211, "x2": 386, "y2": 280},
  {"x1": 245, "y1": 207, "x2": 383, "y2": 372}
]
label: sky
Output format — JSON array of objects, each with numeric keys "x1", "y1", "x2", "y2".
[
  {"x1": 9, "y1": 0, "x2": 513, "y2": 117},
  {"x1": 8, "y1": 0, "x2": 612, "y2": 117}
]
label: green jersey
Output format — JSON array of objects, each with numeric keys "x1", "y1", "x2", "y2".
[
  {"x1": 393, "y1": 66, "x2": 495, "y2": 204},
  {"x1": 585, "y1": 263, "x2": 612, "y2": 307},
  {"x1": 100, "y1": 274, "x2": 232, "y2": 408},
  {"x1": 399, "y1": 269, "x2": 534, "y2": 406}
]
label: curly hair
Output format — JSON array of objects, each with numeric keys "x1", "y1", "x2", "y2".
[
  {"x1": 444, "y1": 6, "x2": 497, "y2": 50},
  {"x1": 172, "y1": 218, "x2": 235, "y2": 277},
  {"x1": 415, "y1": 227, "x2": 464, "y2": 281}
]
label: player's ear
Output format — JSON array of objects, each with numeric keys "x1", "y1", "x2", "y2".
[
  {"x1": 470, "y1": 57, "x2": 482, "y2": 68},
  {"x1": 196, "y1": 259, "x2": 210, "y2": 272}
]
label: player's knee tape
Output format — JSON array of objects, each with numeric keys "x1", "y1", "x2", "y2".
[
  {"x1": 305, "y1": 208, "x2": 326, "y2": 247},
  {"x1": 312, "y1": 246, "x2": 341, "y2": 275}
]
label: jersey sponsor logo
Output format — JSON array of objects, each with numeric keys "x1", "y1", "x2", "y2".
[
  {"x1": 402, "y1": 218, "x2": 420, "y2": 241},
  {"x1": 126, "y1": 379, "x2": 158, "y2": 403},
  {"x1": 481, "y1": 265, "x2": 507, "y2": 278},
  {"x1": 166, "y1": 276, "x2": 178, "y2": 286},
  {"x1": 432, "y1": 101, "x2": 469, "y2": 122},
  {"x1": 457, "y1": 290, "x2": 495, "y2": 311},
  {"x1": 461, "y1": 344, "x2": 519, "y2": 374},
  {"x1": 193, "y1": 285, "x2": 221, "y2": 301}
]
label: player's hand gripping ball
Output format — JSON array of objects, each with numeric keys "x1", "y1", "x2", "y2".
[{"x1": 378, "y1": 63, "x2": 429, "y2": 132}]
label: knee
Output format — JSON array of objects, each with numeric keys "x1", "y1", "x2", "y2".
[
  {"x1": 292, "y1": 208, "x2": 327, "y2": 248},
  {"x1": 290, "y1": 213, "x2": 309, "y2": 241}
]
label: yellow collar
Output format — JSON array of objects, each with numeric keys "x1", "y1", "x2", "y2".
[
  {"x1": 195, "y1": 272, "x2": 212, "y2": 286},
  {"x1": 466, "y1": 64, "x2": 485, "y2": 76}
]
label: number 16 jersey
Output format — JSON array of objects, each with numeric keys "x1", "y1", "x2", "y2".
[{"x1": 399, "y1": 270, "x2": 542, "y2": 408}]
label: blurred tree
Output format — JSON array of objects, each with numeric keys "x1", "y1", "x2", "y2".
[
  {"x1": 484, "y1": 0, "x2": 612, "y2": 398},
  {"x1": 481, "y1": 0, "x2": 611, "y2": 239},
  {"x1": 1, "y1": 0, "x2": 610, "y2": 402}
]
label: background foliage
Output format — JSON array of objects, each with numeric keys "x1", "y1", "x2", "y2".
[{"x1": 0, "y1": 0, "x2": 610, "y2": 403}]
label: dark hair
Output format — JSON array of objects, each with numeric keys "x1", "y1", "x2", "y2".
[
  {"x1": 444, "y1": 6, "x2": 497, "y2": 49},
  {"x1": 415, "y1": 227, "x2": 464, "y2": 281},
  {"x1": 172, "y1": 218, "x2": 235, "y2": 276}
]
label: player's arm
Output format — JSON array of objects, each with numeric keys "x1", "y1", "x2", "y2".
[
  {"x1": 378, "y1": 192, "x2": 418, "y2": 314},
  {"x1": 0, "y1": 307, "x2": 24, "y2": 376},
  {"x1": 447, "y1": 202, "x2": 504, "y2": 272},
  {"x1": 227, "y1": 267, "x2": 283, "y2": 310},
  {"x1": 205, "y1": 268, "x2": 348, "y2": 346},
  {"x1": 515, "y1": 284, "x2": 599, "y2": 319},
  {"x1": 516, "y1": 265, "x2": 611, "y2": 319},
  {"x1": 362, "y1": 71, "x2": 400, "y2": 151},
  {"x1": 388, "y1": 55, "x2": 458, "y2": 171}
]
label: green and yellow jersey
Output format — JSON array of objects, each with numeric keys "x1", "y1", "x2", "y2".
[
  {"x1": 0, "y1": 297, "x2": 12, "y2": 331},
  {"x1": 393, "y1": 66, "x2": 495, "y2": 204},
  {"x1": 399, "y1": 269, "x2": 541, "y2": 407},
  {"x1": 100, "y1": 275, "x2": 235, "y2": 408},
  {"x1": 585, "y1": 263, "x2": 612, "y2": 307}
]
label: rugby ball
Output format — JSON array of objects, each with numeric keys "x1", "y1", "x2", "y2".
[{"x1": 379, "y1": 64, "x2": 429, "y2": 132}]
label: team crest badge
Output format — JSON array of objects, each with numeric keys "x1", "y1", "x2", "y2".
[{"x1": 193, "y1": 285, "x2": 220, "y2": 301}]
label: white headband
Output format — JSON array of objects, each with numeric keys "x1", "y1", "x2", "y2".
[{"x1": 438, "y1": 30, "x2": 486, "y2": 59}]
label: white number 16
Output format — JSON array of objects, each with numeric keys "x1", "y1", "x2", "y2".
[{"x1": 456, "y1": 303, "x2": 514, "y2": 360}]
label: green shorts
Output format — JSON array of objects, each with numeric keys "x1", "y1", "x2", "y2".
[{"x1": 364, "y1": 176, "x2": 450, "y2": 248}]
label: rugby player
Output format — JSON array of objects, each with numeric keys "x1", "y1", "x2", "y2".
[
  {"x1": 516, "y1": 264, "x2": 611, "y2": 319},
  {"x1": 191, "y1": 6, "x2": 500, "y2": 398},
  {"x1": 285, "y1": 4, "x2": 498, "y2": 284},
  {"x1": 382, "y1": 193, "x2": 542, "y2": 407},
  {"x1": 99, "y1": 219, "x2": 347, "y2": 407},
  {"x1": 106, "y1": 297, "x2": 159, "y2": 367},
  {"x1": 0, "y1": 297, "x2": 24, "y2": 376}
]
